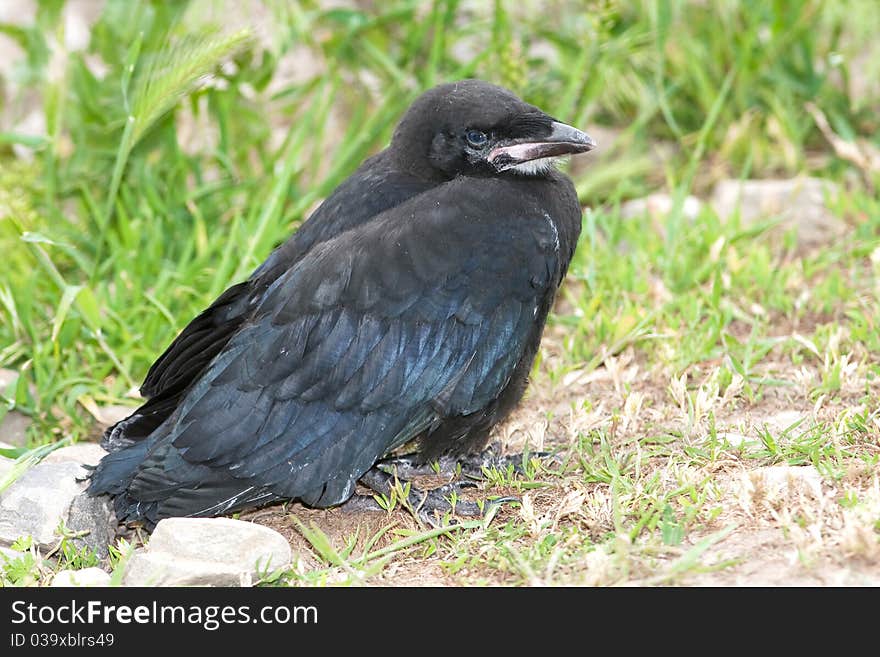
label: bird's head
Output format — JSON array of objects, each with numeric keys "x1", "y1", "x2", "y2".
[{"x1": 391, "y1": 79, "x2": 596, "y2": 180}]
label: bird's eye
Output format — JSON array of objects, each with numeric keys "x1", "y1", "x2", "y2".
[{"x1": 465, "y1": 130, "x2": 488, "y2": 148}]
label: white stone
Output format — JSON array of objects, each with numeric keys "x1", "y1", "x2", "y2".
[
  {"x1": 43, "y1": 443, "x2": 108, "y2": 467},
  {"x1": 762, "y1": 410, "x2": 806, "y2": 432},
  {"x1": 0, "y1": 462, "x2": 86, "y2": 547},
  {"x1": 123, "y1": 552, "x2": 258, "y2": 587},
  {"x1": 0, "y1": 412, "x2": 30, "y2": 447},
  {"x1": 122, "y1": 517, "x2": 292, "y2": 587},
  {"x1": 67, "y1": 490, "x2": 115, "y2": 558},
  {"x1": 51, "y1": 567, "x2": 111, "y2": 587},
  {"x1": 751, "y1": 465, "x2": 824, "y2": 499},
  {"x1": 93, "y1": 404, "x2": 136, "y2": 428},
  {"x1": 0, "y1": 461, "x2": 113, "y2": 555},
  {"x1": 0, "y1": 455, "x2": 13, "y2": 481},
  {"x1": 0, "y1": 369, "x2": 32, "y2": 446},
  {"x1": 620, "y1": 193, "x2": 702, "y2": 221},
  {"x1": 718, "y1": 432, "x2": 750, "y2": 447},
  {"x1": 0, "y1": 368, "x2": 20, "y2": 389},
  {"x1": 711, "y1": 178, "x2": 843, "y2": 247}
]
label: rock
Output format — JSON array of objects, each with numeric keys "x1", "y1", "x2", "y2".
[
  {"x1": 123, "y1": 518, "x2": 292, "y2": 587},
  {"x1": 265, "y1": 44, "x2": 326, "y2": 96},
  {"x1": 0, "y1": 0, "x2": 36, "y2": 25},
  {"x1": 0, "y1": 369, "x2": 31, "y2": 447},
  {"x1": 67, "y1": 492, "x2": 114, "y2": 558},
  {"x1": 0, "y1": 369, "x2": 21, "y2": 390},
  {"x1": 711, "y1": 177, "x2": 843, "y2": 247},
  {"x1": 0, "y1": 454, "x2": 13, "y2": 481},
  {"x1": 7, "y1": 442, "x2": 112, "y2": 556},
  {"x1": 123, "y1": 552, "x2": 257, "y2": 587},
  {"x1": 760, "y1": 410, "x2": 807, "y2": 433},
  {"x1": 581, "y1": 125, "x2": 622, "y2": 156},
  {"x1": 93, "y1": 405, "x2": 135, "y2": 428},
  {"x1": 0, "y1": 412, "x2": 30, "y2": 448},
  {"x1": 0, "y1": 462, "x2": 84, "y2": 547},
  {"x1": 51, "y1": 567, "x2": 111, "y2": 587},
  {"x1": 146, "y1": 517, "x2": 292, "y2": 567},
  {"x1": 43, "y1": 443, "x2": 107, "y2": 467},
  {"x1": 620, "y1": 193, "x2": 702, "y2": 221},
  {"x1": 78, "y1": 395, "x2": 137, "y2": 429},
  {"x1": 849, "y1": 50, "x2": 880, "y2": 112},
  {"x1": 0, "y1": 461, "x2": 113, "y2": 557},
  {"x1": 718, "y1": 432, "x2": 750, "y2": 447},
  {"x1": 750, "y1": 465, "x2": 824, "y2": 499}
]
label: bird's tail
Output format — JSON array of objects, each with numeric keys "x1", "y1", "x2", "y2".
[
  {"x1": 87, "y1": 437, "x2": 165, "y2": 528},
  {"x1": 100, "y1": 390, "x2": 181, "y2": 452},
  {"x1": 87, "y1": 438, "x2": 154, "y2": 496}
]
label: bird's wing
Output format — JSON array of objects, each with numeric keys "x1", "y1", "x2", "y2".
[
  {"x1": 107, "y1": 164, "x2": 434, "y2": 452},
  {"x1": 130, "y1": 181, "x2": 561, "y2": 508},
  {"x1": 98, "y1": 281, "x2": 255, "y2": 451},
  {"x1": 140, "y1": 280, "x2": 252, "y2": 399},
  {"x1": 138, "y1": 159, "x2": 433, "y2": 403}
]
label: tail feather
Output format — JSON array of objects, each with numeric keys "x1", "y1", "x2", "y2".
[
  {"x1": 87, "y1": 438, "x2": 155, "y2": 496},
  {"x1": 101, "y1": 391, "x2": 183, "y2": 452},
  {"x1": 89, "y1": 429, "x2": 281, "y2": 527}
]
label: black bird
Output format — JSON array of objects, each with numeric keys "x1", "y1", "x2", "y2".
[{"x1": 88, "y1": 79, "x2": 596, "y2": 526}]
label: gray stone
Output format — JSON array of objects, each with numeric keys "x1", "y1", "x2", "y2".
[
  {"x1": 67, "y1": 492, "x2": 114, "y2": 558},
  {"x1": 43, "y1": 443, "x2": 107, "y2": 467},
  {"x1": 123, "y1": 518, "x2": 292, "y2": 587},
  {"x1": 711, "y1": 177, "x2": 843, "y2": 247},
  {"x1": 578, "y1": 124, "x2": 622, "y2": 157},
  {"x1": 849, "y1": 50, "x2": 880, "y2": 113},
  {"x1": 0, "y1": 412, "x2": 30, "y2": 448},
  {"x1": 0, "y1": 369, "x2": 21, "y2": 389},
  {"x1": 43, "y1": 443, "x2": 114, "y2": 557},
  {"x1": 93, "y1": 405, "x2": 135, "y2": 429},
  {"x1": 0, "y1": 461, "x2": 113, "y2": 555},
  {"x1": 123, "y1": 552, "x2": 257, "y2": 587},
  {"x1": 753, "y1": 465, "x2": 824, "y2": 498},
  {"x1": 0, "y1": 369, "x2": 31, "y2": 447},
  {"x1": 51, "y1": 567, "x2": 111, "y2": 587},
  {"x1": 620, "y1": 193, "x2": 702, "y2": 221},
  {"x1": 0, "y1": 455, "x2": 13, "y2": 481},
  {"x1": 0, "y1": 462, "x2": 84, "y2": 547},
  {"x1": 717, "y1": 432, "x2": 750, "y2": 447},
  {"x1": 738, "y1": 465, "x2": 825, "y2": 506},
  {"x1": 761, "y1": 410, "x2": 807, "y2": 432}
]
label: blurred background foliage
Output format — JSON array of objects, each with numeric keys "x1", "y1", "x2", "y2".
[{"x1": 0, "y1": 0, "x2": 878, "y2": 444}]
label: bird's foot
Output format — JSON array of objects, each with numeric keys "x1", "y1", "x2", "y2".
[
  {"x1": 376, "y1": 442, "x2": 555, "y2": 481},
  {"x1": 455, "y1": 442, "x2": 557, "y2": 479},
  {"x1": 343, "y1": 466, "x2": 515, "y2": 525},
  {"x1": 343, "y1": 443, "x2": 553, "y2": 523}
]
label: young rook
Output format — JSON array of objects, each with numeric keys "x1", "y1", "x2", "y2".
[{"x1": 88, "y1": 80, "x2": 596, "y2": 526}]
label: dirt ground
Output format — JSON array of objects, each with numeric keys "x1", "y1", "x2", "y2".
[{"x1": 237, "y1": 334, "x2": 880, "y2": 586}]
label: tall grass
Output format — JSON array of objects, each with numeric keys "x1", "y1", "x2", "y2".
[{"x1": 0, "y1": 0, "x2": 877, "y2": 445}]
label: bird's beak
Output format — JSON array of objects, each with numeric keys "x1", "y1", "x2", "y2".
[{"x1": 488, "y1": 121, "x2": 597, "y2": 172}]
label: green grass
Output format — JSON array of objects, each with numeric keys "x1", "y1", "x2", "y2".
[{"x1": 1, "y1": 0, "x2": 879, "y2": 586}]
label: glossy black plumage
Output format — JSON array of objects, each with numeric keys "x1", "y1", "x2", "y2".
[{"x1": 88, "y1": 80, "x2": 594, "y2": 525}]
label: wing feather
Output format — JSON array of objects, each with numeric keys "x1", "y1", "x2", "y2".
[{"x1": 132, "y1": 178, "x2": 563, "y2": 509}]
